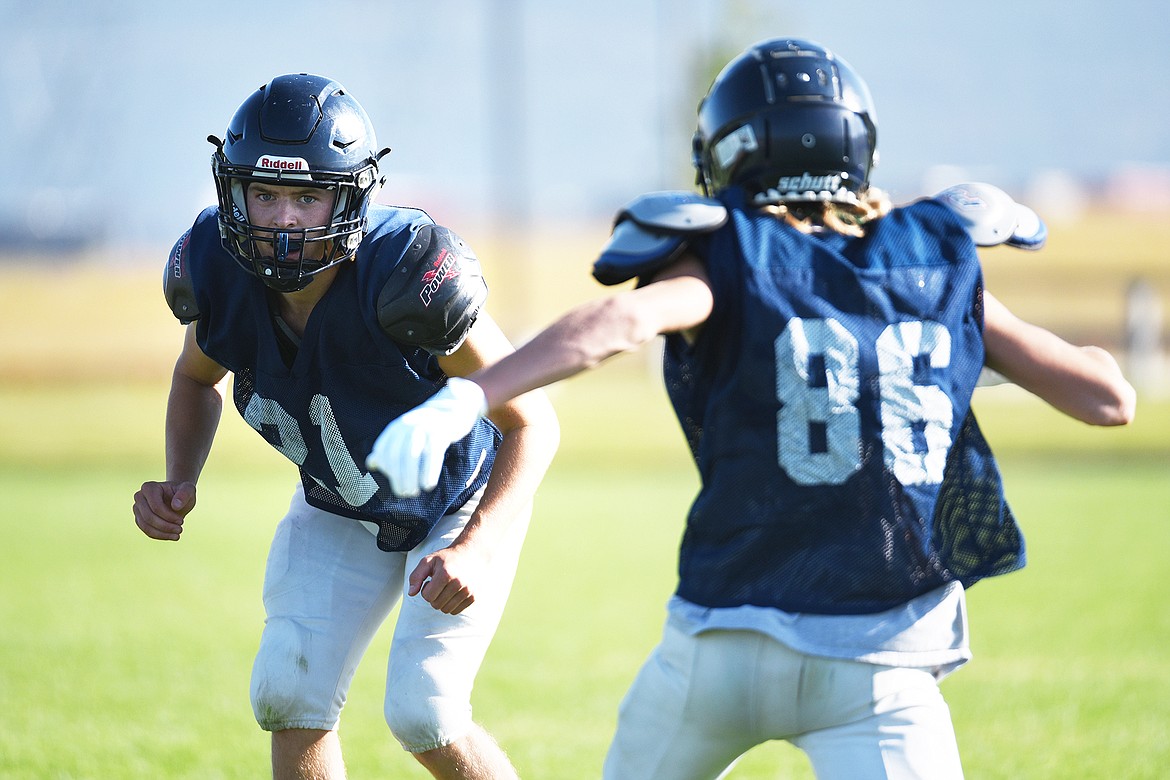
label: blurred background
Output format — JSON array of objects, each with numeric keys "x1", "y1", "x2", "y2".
[
  {"x1": 2, "y1": 0, "x2": 1168, "y2": 248},
  {"x1": 3, "y1": 0, "x2": 1168, "y2": 384}
]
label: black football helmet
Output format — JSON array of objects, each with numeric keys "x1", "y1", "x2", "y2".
[
  {"x1": 693, "y1": 39, "x2": 877, "y2": 207},
  {"x1": 209, "y1": 73, "x2": 388, "y2": 292}
]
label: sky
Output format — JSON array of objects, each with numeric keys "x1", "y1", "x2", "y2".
[{"x1": 2, "y1": 0, "x2": 1169, "y2": 254}]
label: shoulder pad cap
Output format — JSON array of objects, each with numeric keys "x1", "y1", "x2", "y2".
[
  {"x1": 376, "y1": 224, "x2": 488, "y2": 356},
  {"x1": 593, "y1": 191, "x2": 727, "y2": 286},
  {"x1": 163, "y1": 228, "x2": 200, "y2": 323},
  {"x1": 935, "y1": 182, "x2": 1047, "y2": 250},
  {"x1": 621, "y1": 191, "x2": 728, "y2": 233}
]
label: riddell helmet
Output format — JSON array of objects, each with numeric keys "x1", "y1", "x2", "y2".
[
  {"x1": 209, "y1": 73, "x2": 388, "y2": 292},
  {"x1": 693, "y1": 39, "x2": 877, "y2": 207}
]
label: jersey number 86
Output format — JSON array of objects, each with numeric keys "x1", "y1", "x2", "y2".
[{"x1": 776, "y1": 317, "x2": 954, "y2": 488}]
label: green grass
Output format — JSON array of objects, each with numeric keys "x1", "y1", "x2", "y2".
[
  {"x1": 1, "y1": 224, "x2": 1168, "y2": 779},
  {"x1": 1, "y1": 369, "x2": 1167, "y2": 779}
]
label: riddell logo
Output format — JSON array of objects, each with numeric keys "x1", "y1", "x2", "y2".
[
  {"x1": 257, "y1": 156, "x2": 308, "y2": 171},
  {"x1": 420, "y1": 249, "x2": 460, "y2": 306}
]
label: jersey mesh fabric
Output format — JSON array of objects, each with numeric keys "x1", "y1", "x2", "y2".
[
  {"x1": 179, "y1": 205, "x2": 500, "y2": 552},
  {"x1": 662, "y1": 189, "x2": 1021, "y2": 615},
  {"x1": 230, "y1": 366, "x2": 497, "y2": 552},
  {"x1": 932, "y1": 413, "x2": 1023, "y2": 581}
]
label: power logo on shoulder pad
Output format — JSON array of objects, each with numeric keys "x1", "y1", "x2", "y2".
[
  {"x1": 419, "y1": 249, "x2": 461, "y2": 306},
  {"x1": 170, "y1": 230, "x2": 191, "y2": 278}
]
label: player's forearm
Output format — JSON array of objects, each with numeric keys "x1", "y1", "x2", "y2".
[
  {"x1": 1021, "y1": 343, "x2": 1135, "y2": 426},
  {"x1": 473, "y1": 263, "x2": 713, "y2": 412},
  {"x1": 475, "y1": 294, "x2": 659, "y2": 411},
  {"x1": 455, "y1": 396, "x2": 559, "y2": 553},
  {"x1": 983, "y1": 294, "x2": 1136, "y2": 426},
  {"x1": 164, "y1": 371, "x2": 225, "y2": 483}
]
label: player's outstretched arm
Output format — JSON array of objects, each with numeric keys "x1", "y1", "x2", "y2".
[
  {"x1": 474, "y1": 254, "x2": 714, "y2": 410},
  {"x1": 982, "y1": 291, "x2": 1136, "y2": 426},
  {"x1": 367, "y1": 254, "x2": 713, "y2": 498},
  {"x1": 134, "y1": 324, "x2": 228, "y2": 541},
  {"x1": 397, "y1": 311, "x2": 559, "y2": 613}
]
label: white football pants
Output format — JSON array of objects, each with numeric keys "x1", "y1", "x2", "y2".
[
  {"x1": 249, "y1": 484, "x2": 528, "y2": 753},
  {"x1": 603, "y1": 619, "x2": 964, "y2": 780}
]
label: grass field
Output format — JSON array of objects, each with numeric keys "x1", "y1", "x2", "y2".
[{"x1": 1, "y1": 214, "x2": 1168, "y2": 778}]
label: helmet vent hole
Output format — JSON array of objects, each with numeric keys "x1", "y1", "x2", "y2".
[{"x1": 802, "y1": 134, "x2": 816, "y2": 148}]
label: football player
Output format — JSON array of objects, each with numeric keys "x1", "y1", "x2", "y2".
[
  {"x1": 366, "y1": 39, "x2": 1135, "y2": 779},
  {"x1": 132, "y1": 73, "x2": 558, "y2": 780}
]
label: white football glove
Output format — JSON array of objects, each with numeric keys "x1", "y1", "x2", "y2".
[{"x1": 366, "y1": 377, "x2": 489, "y2": 498}]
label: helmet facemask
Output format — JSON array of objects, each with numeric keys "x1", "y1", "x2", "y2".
[
  {"x1": 208, "y1": 73, "x2": 388, "y2": 293},
  {"x1": 211, "y1": 147, "x2": 380, "y2": 292}
]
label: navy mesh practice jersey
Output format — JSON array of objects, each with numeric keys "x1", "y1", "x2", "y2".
[
  {"x1": 664, "y1": 188, "x2": 1023, "y2": 615},
  {"x1": 172, "y1": 204, "x2": 500, "y2": 551}
]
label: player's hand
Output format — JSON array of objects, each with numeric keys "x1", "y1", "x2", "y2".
[
  {"x1": 133, "y1": 480, "x2": 197, "y2": 541},
  {"x1": 366, "y1": 377, "x2": 488, "y2": 497},
  {"x1": 407, "y1": 543, "x2": 488, "y2": 615}
]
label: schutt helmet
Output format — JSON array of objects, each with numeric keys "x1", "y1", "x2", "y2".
[
  {"x1": 693, "y1": 39, "x2": 877, "y2": 207},
  {"x1": 209, "y1": 73, "x2": 388, "y2": 292}
]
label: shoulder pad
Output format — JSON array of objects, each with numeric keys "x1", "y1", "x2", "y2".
[
  {"x1": 936, "y1": 182, "x2": 1047, "y2": 250},
  {"x1": 622, "y1": 191, "x2": 729, "y2": 233},
  {"x1": 376, "y1": 224, "x2": 488, "y2": 356},
  {"x1": 163, "y1": 228, "x2": 200, "y2": 323},
  {"x1": 593, "y1": 191, "x2": 727, "y2": 286}
]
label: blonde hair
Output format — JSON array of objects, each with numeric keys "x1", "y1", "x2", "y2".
[{"x1": 760, "y1": 187, "x2": 893, "y2": 238}]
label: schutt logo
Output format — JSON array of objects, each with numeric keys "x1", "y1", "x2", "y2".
[{"x1": 776, "y1": 173, "x2": 843, "y2": 193}]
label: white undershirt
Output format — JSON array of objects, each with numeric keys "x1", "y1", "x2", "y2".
[{"x1": 667, "y1": 580, "x2": 971, "y2": 680}]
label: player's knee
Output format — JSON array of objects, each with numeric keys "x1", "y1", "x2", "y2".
[
  {"x1": 385, "y1": 692, "x2": 472, "y2": 752},
  {"x1": 250, "y1": 620, "x2": 321, "y2": 731}
]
